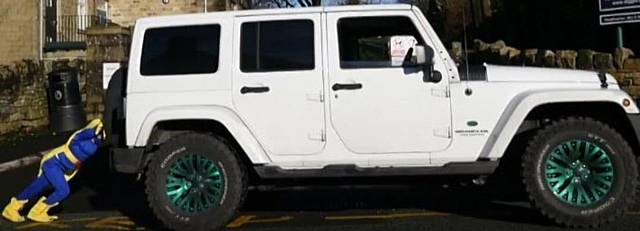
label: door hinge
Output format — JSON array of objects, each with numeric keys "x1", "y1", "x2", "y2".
[
  {"x1": 308, "y1": 129, "x2": 326, "y2": 142},
  {"x1": 306, "y1": 92, "x2": 324, "y2": 102},
  {"x1": 431, "y1": 86, "x2": 450, "y2": 98},
  {"x1": 433, "y1": 126, "x2": 451, "y2": 138}
]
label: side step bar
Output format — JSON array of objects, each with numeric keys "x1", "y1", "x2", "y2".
[{"x1": 254, "y1": 161, "x2": 499, "y2": 179}]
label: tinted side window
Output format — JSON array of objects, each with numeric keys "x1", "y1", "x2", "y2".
[
  {"x1": 338, "y1": 16, "x2": 424, "y2": 69},
  {"x1": 141, "y1": 25, "x2": 220, "y2": 76},
  {"x1": 240, "y1": 20, "x2": 314, "y2": 72}
]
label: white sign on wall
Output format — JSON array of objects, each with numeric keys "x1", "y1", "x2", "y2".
[
  {"x1": 102, "y1": 63, "x2": 120, "y2": 89},
  {"x1": 389, "y1": 36, "x2": 418, "y2": 66}
]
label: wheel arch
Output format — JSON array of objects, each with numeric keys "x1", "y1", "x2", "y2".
[
  {"x1": 135, "y1": 106, "x2": 271, "y2": 166},
  {"x1": 483, "y1": 89, "x2": 639, "y2": 160},
  {"x1": 522, "y1": 102, "x2": 640, "y2": 155}
]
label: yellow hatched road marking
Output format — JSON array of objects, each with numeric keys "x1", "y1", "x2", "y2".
[
  {"x1": 16, "y1": 217, "x2": 98, "y2": 230},
  {"x1": 324, "y1": 211, "x2": 449, "y2": 221},
  {"x1": 85, "y1": 216, "x2": 138, "y2": 230},
  {"x1": 226, "y1": 215, "x2": 293, "y2": 228}
]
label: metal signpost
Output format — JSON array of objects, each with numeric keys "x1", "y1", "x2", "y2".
[{"x1": 599, "y1": 0, "x2": 640, "y2": 47}]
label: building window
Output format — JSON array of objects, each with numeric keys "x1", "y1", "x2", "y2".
[
  {"x1": 140, "y1": 25, "x2": 221, "y2": 76},
  {"x1": 240, "y1": 20, "x2": 314, "y2": 73}
]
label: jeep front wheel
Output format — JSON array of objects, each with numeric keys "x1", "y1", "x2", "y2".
[
  {"x1": 145, "y1": 133, "x2": 247, "y2": 231},
  {"x1": 522, "y1": 117, "x2": 638, "y2": 227}
]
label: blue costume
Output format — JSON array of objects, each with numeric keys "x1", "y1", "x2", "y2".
[
  {"x1": 2, "y1": 119, "x2": 104, "y2": 223},
  {"x1": 16, "y1": 128, "x2": 101, "y2": 204}
]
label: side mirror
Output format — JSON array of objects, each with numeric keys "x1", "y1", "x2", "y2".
[{"x1": 421, "y1": 46, "x2": 441, "y2": 83}]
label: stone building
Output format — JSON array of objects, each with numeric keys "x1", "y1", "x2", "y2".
[{"x1": 0, "y1": 0, "x2": 109, "y2": 64}]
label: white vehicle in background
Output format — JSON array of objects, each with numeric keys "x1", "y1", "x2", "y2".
[{"x1": 103, "y1": 4, "x2": 640, "y2": 231}]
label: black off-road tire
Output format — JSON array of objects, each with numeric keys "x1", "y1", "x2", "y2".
[
  {"x1": 145, "y1": 133, "x2": 247, "y2": 231},
  {"x1": 522, "y1": 117, "x2": 638, "y2": 227}
]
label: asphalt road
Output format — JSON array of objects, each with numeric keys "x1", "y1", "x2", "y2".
[{"x1": 1, "y1": 139, "x2": 640, "y2": 231}]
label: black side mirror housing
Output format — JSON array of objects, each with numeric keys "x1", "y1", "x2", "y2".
[
  {"x1": 421, "y1": 46, "x2": 441, "y2": 83},
  {"x1": 423, "y1": 64, "x2": 442, "y2": 83}
]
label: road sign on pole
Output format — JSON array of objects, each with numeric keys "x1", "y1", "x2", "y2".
[
  {"x1": 598, "y1": 0, "x2": 640, "y2": 26},
  {"x1": 598, "y1": 0, "x2": 640, "y2": 47}
]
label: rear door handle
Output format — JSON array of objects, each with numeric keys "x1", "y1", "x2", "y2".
[
  {"x1": 332, "y1": 83, "x2": 363, "y2": 91},
  {"x1": 241, "y1": 86, "x2": 270, "y2": 94}
]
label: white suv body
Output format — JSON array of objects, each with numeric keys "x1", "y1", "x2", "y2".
[{"x1": 124, "y1": 5, "x2": 635, "y2": 169}]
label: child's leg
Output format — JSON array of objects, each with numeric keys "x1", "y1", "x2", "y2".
[
  {"x1": 15, "y1": 175, "x2": 50, "y2": 201},
  {"x1": 27, "y1": 159, "x2": 68, "y2": 222},
  {"x1": 41, "y1": 160, "x2": 70, "y2": 205}
]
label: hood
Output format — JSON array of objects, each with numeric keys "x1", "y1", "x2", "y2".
[{"x1": 484, "y1": 64, "x2": 618, "y2": 85}]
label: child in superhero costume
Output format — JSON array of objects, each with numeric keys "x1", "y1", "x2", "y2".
[{"x1": 2, "y1": 119, "x2": 105, "y2": 223}]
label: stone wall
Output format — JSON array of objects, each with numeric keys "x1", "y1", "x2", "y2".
[
  {"x1": 84, "y1": 25, "x2": 131, "y2": 120},
  {"x1": 107, "y1": 0, "x2": 225, "y2": 27},
  {"x1": 0, "y1": 0, "x2": 40, "y2": 64},
  {"x1": 615, "y1": 59, "x2": 640, "y2": 97},
  {"x1": 0, "y1": 59, "x2": 92, "y2": 135},
  {"x1": 0, "y1": 60, "x2": 48, "y2": 134}
]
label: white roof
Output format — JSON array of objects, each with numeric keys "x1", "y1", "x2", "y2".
[{"x1": 136, "y1": 4, "x2": 414, "y2": 24}]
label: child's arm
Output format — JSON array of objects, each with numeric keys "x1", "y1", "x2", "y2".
[{"x1": 73, "y1": 128, "x2": 98, "y2": 141}]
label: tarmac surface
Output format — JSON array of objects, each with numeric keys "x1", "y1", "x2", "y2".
[{"x1": 1, "y1": 132, "x2": 640, "y2": 231}]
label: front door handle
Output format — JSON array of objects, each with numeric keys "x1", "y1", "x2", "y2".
[
  {"x1": 241, "y1": 86, "x2": 270, "y2": 94},
  {"x1": 332, "y1": 83, "x2": 363, "y2": 91}
]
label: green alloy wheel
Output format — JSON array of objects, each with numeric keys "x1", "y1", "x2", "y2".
[
  {"x1": 166, "y1": 154, "x2": 225, "y2": 213},
  {"x1": 522, "y1": 117, "x2": 638, "y2": 228},
  {"x1": 544, "y1": 140, "x2": 614, "y2": 207},
  {"x1": 146, "y1": 133, "x2": 247, "y2": 231}
]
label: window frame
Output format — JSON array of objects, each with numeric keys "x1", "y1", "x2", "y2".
[
  {"x1": 239, "y1": 19, "x2": 316, "y2": 73},
  {"x1": 139, "y1": 24, "x2": 222, "y2": 77}
]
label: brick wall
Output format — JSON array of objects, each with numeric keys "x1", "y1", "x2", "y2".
[
  {"x1": 0, "y1": 0, "x2": 40, "y2": 64},
  {"x1": 107, "y1": 0, "x2": 224, "y2": 27}
]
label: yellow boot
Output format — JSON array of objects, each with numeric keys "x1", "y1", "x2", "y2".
[
  {"x1": 2, "y1": 197, "x2": 28, "y2": 222},
  {"x1": 27, "y1": 197, "x2": 58, "y2": 223}
]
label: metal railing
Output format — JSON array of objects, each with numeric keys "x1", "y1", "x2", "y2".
[{"x1": 44, "y1": 15, "x2": 109, "y2": 51}]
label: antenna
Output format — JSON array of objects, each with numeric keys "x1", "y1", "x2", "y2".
[{"x1": 462, "y1": 1, "x2": 472, "y2": 95}]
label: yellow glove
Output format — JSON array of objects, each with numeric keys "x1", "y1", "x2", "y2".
[{"x1": 84, "y1": 119, "x2": 106, "y2": 140}]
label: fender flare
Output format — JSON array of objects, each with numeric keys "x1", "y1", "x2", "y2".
[
  {"x1": 481, "y1": 89, "x2": 638, "y2": 159},
  {"x1": 133, "y1": 105, "x2": 271, "y2": 164}
]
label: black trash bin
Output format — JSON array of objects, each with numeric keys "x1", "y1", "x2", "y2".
[{"x1": 47, "y1": 69, "x2": 86, "y2": 133}]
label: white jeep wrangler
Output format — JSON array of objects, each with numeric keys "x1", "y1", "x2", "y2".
[{"x1": 104, "y1": 4, "x2": 640, "y2": 231}]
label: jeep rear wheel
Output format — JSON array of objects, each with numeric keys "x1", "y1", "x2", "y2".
[
  {"x1": 145, "y1": 133, "x2": 247, "y2": 231},
  {"x1": 522, "y1": 117, "x2": 638, "y2": 227}
]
